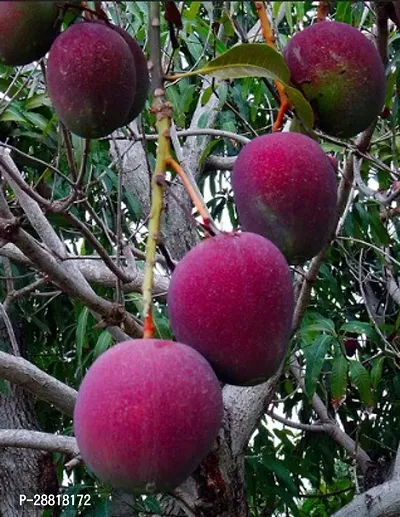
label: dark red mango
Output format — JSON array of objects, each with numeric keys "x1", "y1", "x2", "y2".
[
  {"x1": 168, "y1": 232, "x2": 294, "y2": 386},
  {"x1": 74, "y1": 339, "x2": 223, "y2": 493},
  {"x1": 0, "y1": 2, "x2": 60, "y2": 66},
  {"x1": 284, "y1": 21, "x2": 386, "y2": 138},
  {"x1": 47, "y1": 22, "x2": 137, "y2": 139},
  {"x1": 111, "y1": 25, "x2": 150, "y2": 123},
  {"x1": 232, "y1": 132, "x2": 338, "y2": 264}
]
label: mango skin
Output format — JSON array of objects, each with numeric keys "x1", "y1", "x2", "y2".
[
  {"x1": 111, "y1": 25, "x2": 150, "y2": 123},
  {"x1": 47, "y1": 22, "x2": 137, "y2": 139},
  {"x1": 74, "y1": 339, "x2": 223, "y2": 494},
  {"x1": 167, "y1": 232, "x2": 294, "y2": 386},
  {"x1": 284, "y1": 21, "x2": 386, "y2": 138},
  {"x1": 0, "y1": 2, "x2": 60, "y2": 66},
  {"x1": 231, "y1": 132, "x2": 338, "y2": 264}
]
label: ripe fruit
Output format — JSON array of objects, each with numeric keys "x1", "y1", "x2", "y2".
[
  {"x1": 167, "y1": 232, "x2": 294, "y2": 386},
  {"x1": 47, "y1": 22, "x2": 137, "y2": 139},
  {"x1": 284, "y1": 21, "x2": 386, "y2": 138},
  {"x1": 344, "y1": 338, "x2": 358, "y2": 357},
  {"x1": 231, "y1": 132, "x2": 337, "y2": 264},
  {"x1": 74, "y1": 339, "x2": 222, "y2": 494},
  {"x1": 0, "y1": 2, "x2": 60, "y2": 66},
  {"x1": 111, "y1": 25, "x2": 149, "y2": 123}
]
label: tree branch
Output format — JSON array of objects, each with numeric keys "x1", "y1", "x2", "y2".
[
  {"x1": 0, "y1": 429, "x2": 79, "y2": 457},
  {"x1": 332, "y1": 478, "x2": 400, "y2": 517},
  {"x1": 0, "y1": 244, "x2": 169, "y2": 300},
  {"x1": 266, "y1": 410, "x2": 325, "y2": 432},
  {"x1": 290, "y1": 355, "x2": 371, "y2": 473},
  {"x1": 0, "y1": 219, "x2": 142, "y2": 337},
  {"x1": 0, "y1": 351, "x2": 77, "y2": 416}
]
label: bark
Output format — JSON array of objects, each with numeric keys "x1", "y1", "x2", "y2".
[
  {"x1": 162, "y1": 80, "x2": 220, "y2": 261},
  {"x1": 332, "y1": 479, "x2": 400, "y2": 517},
  {"x1": 113, "y1": 80, "x2": 221, "y2": 261},
  {"x1": 0, "y1": 313, "x2": 58, "y2": 517}
]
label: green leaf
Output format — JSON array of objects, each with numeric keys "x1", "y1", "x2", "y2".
[
  {"x1": 0, "y1": 104, "x2": 27, "y2": 123},
  {"x1": 124, "y1": 192, "x2": 141, "y2": 220},
  {"x1": 92, "y1": 499, "x2": 112, "y2": 517},
  {"x1": 330, "y1": 354, "x2": 348, "y2": 409},
  {"x1": 144, "y1": 497, "x2": 162, "y2": 514},
  {"x1": 23, "y1": 93, "x2": 52, "y2": 110},
  {"x1": 349, "y1": 360, "x2": 374, "y2": 408},
  {"x1": 370, "y1": 357, "x2": 385, "y2": 389},
  {"x1": 93, "y1": 331, "x2": 113, "y2": 360},
  {"x1": 395, "y1": 311, "x2": 400, "y2": 331},
  {"x1": 0, "y1": 379, "x2": 9, "y2": 396},
  {"x1": 186, "y1": 1, "x2": 201, "y2": 20},
  {"x1": 172, "y1": 43, "x2": 314, "y2": 130},
  {"x1": 294, "y1": 2, "x2": 304, "y2": 21},
  {"x1": 301, "y1": 318, "x2": 336, "y2": 335},
  {"x1": 76, "y1": 307, "x2": 89, "y2": 369},
  {"x1": 305, "y1": 335, "x2": 332, "y2": 400},
  {"x1": 340, "y1": 321, "x2": 377, "y2": 340},
  {"x1": 201, "y1": 86, "x2": 213, "y2": 106},
  {"x1": 175, "y1": 43, "x2": 291, "y2": 83},
  {"x1": 285, "y1": 84, "x2": 315, "y2": 132},
  {"x1": 285, "y1": 2, "x2": 293, "y2": 31},
  {"x1": 261, "y1": 456, "x2": 298, "y2": 496}
]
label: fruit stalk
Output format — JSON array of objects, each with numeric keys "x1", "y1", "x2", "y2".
[
  {"x1": 254, "y1": 1, "x2": 289, "y2": 132},
  {"x1": 165, "y1": 156, "x2": 218, "y2": 234},
  {"x1": 142, "y1": 1, "x2": 172, "y2": 338},
  {"x1": 317, "y1": 1, "x2": 330, "y2": 22}
]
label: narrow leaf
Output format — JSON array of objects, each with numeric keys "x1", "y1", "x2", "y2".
[
  {"x1": 349, "y1": 360, "x2": 374, "y2": 409},
  {"x1": 305, "y1": 335, "x2": 332, "y2": 400},
  {"x1": 0, "y1": 379, "x2": 9, "y2": 396},
  {"x1": 171, "y1": 43, "x2": 314, "y2": 130},
  {"x1": 330, "y1": 354, "x2": 348, "y2": 410},
  {"x1": 340, "y1": 321, "x2": 376, "y2": 339},
  {"x1": 301, "y1": 318, "x2": 336, "y2": 335},
  {"x1": 370, "y1": 357, "x2": 385, "y2": 389},
  {"x1": 76, "y1": 307, "x2": 89, "y2": 368},
  {"x1": 262, "y1": 456, "x2": 298, "y2": 495},
  {"x1": 93, "y1": 331, "x2": 113, "y2": 360},
  {"x1": 0, "y1": 104, "x2": 27, "y2": 123},
  {"x1": 285, "y1": 84, "x2": 315, "y2": 132},
  {"x1": 93, "y1": 499, "x2": 112, "y2": 517},
  {"x1": 23, "y1": 93, "x2": 52, "y2": 110}
]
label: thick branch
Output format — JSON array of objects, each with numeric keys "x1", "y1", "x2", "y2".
[
  {"x1": 0, "y1": 351, "x2": 77, "y2": 416},
  {"x1": 332, "y1": 479, "x2": 400, "y2": 517},
  {"x1": 203, "y1": 155, "x2": 236, "y2": 172},
  {"x1": 0, "y1": 429, "x2": 78, "y2": 457},
  {"x1": 0, "y1": 244, "x2": 169, "y2": 300}
]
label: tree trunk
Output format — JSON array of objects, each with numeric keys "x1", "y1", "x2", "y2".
[
  {"x1": 0, "y1": 314, "x2": 58, "y2": 517},
  {"x1": 181, "y1": 446, "x2": 248, "y2": 517}
]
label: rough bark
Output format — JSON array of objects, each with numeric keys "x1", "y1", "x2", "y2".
[
  {"x1": 113, "y1": 80, "x2": 221, "y2": 261},
  {"x1": 332, "y1": 479, "x2": 400, "y2": 517},
  {"x1": 0, "y1": 313, "x2": 58, "y2": 517}
]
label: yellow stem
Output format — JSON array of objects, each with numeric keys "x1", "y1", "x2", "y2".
[{"x1": 142, "y1": 104, "x2": 172, "y2": 339}]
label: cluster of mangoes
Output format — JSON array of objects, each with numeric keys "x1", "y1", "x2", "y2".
[
  {"x1": 73, "y1": 19, "x2": 386, "y2": 495},
  {"x1": 0, "y1": 3, "x2": 386, "y2": 498}
]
